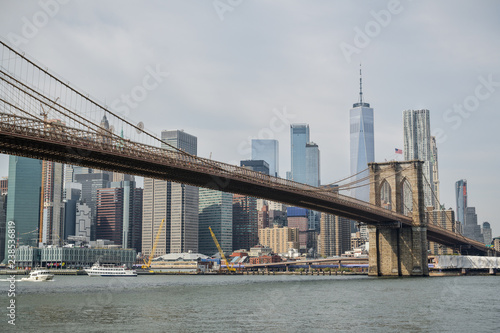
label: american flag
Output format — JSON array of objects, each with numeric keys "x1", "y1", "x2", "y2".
[{"x1": 395, "y1": 148, "x2": 403, "y2": 154}]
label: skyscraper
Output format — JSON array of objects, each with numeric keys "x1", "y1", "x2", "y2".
[
  {"x1": 131, "y1": 188, "x2": 143, "y2": 252},
  {"x1": 349, "y1": 68, "x2": 374, "y2": 241},
  {"x1": 63, "y1": 187, "x2": 80, "y2": 241},
  {"x1": 164, "y1": 130, "x2": 199, "y2": 253},
  {"x1": 350, "y1": 69, "x2": 374, "y2": 202},
  {"x1": 240, "y1": 160, "x2": 270, "y2": 175},
  {"x1": 251, "y1": 139, "x2": 279, "y2": 177},
  {"x1": 198, "y1": 188, "x2": 233, "y2": 256},
  {"x1": 287, "y1": 207, "x2": 309, "y2": 251},
  {"x1": 290, "y1": 124, "x2": 309, "y2": 184},
  {"x1": 124, "y1": 182, "x2": 143, "y2": 252},
  {"x1": 64, "y1": 165, "x2": 74, "y2": 186},
  {"x1": 258, "y1": 205, "x2": 269, "y2": 230},
  {"x1": 250, "y1": 140, "x2": 283, "y2": 230},
  {"x1": 143, "y1": 130, "x2": 199, "y2": 255},
  {"x1": 455, "y1": 179, "x2": 467, "y2": 228},
  {"x1": 289, "y1": 125, "x2": 321, "y2": 233},
  {"x1": 41, "y1": 161, "x2": 64, "y2": 246},
  {"x1": 430, "y1": 136, "x2": 440, "y2": 205},
  {"x1": 305, "y1": 143, "x2": 320, "y2": 187},
  {"x1": 142, "y1": 178, "x2": 171, "y2": 257},
  {"x1": 464, "y1": 207, "x2": 483, "y2": 243},
  {"x1": 65, "y1": 165, "x2": 92, "y2": 185},
  {"x1": 482, "y1": 222, "x2": 492, "y2": 246},
  {"x1": 74, "y1": 172, "x2": 110, "y2": 241},
  {"x1": 112, "y1": 173, "x2": 135, "y2": 183},
  {"x1": 3, "y1": 156, "x2": 42, "y2": 262},
  {"x1": 232, "y1": 194, "x2": 258, "y2": 251},
  {"x1": 75, "y1": 202, "x2": 91, "y2": 243},
  {"x1": 161, "y1": 130, "x2": 197, "y2": 154},
  {"x1": 96, "y1": 187, "x2": 124, "y2": 245},
  {"x1": 96, "y1": 180, "x2": 142, "y2": 251},
  {"x1": 319, "y1": 213, "x2": 351, "y2": 257},
  {"x1": 403, "y1": 109, "x2": 435, "y2": 208},
  {"x1": 170, "y1": 182, "x2": 199, "y2": 253}
]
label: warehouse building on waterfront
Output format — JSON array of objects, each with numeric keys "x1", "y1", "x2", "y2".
[{"x1": 15, "y1": 246, "x2": 136, "y2": 269}]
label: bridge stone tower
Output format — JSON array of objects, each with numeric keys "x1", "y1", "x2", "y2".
[{"x1": 368, "y1": 160, "x2": 429, "y2": 276}]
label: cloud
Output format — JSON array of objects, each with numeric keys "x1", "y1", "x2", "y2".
[{"x1": 0, "y1": 0, "x2": 499, "y2": 234}]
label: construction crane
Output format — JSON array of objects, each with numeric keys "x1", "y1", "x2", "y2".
[
  {"x1": 209, "y1": 226, "x2": 235, "y2": 273},
  {"x1": 143, "y1": 219, "x2": 165, "y2": 269}
]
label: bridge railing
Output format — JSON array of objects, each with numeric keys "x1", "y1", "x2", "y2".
[
  {"x1": 427, "y1": 222, "x2": 491, "y2": 249},
  {"x1": 0, "y1": 111, "x2": 412, "y2": 224}
]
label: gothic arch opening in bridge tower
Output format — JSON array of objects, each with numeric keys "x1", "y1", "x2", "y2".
[
  {"x1": 379, "y1": 180, "x2": 392, "y2": 211},
  {"x1": 401, "y1": 178, "x2": 413, "y2": 216}
]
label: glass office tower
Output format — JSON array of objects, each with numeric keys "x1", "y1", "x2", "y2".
[
  {"x1": 251, "y1": 139, "x2": 279, "y2": 177},
  {"x1": 3, "y1": 156, "x2": 42, "y2": 263},
  {"x1": 290, "y1": 124, "x2": 309, "y2": 184},
  {"x1": 350, "y1": 73, "x2": 374, "y2": 202},
  {"x1": 198, "y1": 188, "x2": 233, "y2": 256}
]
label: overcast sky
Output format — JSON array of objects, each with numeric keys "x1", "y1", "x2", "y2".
[{"x1": 1, "y1": 0, "x2": 499, "y2": 235}]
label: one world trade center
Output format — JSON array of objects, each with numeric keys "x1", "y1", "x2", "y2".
[{"x1": 350, "y1": 68, "x2": 374, "y2": 204}]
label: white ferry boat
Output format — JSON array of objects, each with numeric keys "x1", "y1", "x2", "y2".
[
  {"x1": 21, "y1": 269, "x2": 54, "y2": 282},
  {"x1": 85, "y1": 261, "x2": 137, "y2": 277}
]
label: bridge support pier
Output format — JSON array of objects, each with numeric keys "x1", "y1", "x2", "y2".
[
  {"x1": 368, "y1": 225, "x2": 428, "y2": 276},
  {"x1": 368, "y1": 161, "x2": 429, "y2": 277}
]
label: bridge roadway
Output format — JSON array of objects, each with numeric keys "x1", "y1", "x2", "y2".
[{"x1": 0, "y1": 112, "x2": 494, "y2": 255}]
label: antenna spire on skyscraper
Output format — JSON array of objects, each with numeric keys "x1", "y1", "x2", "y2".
[
  {"x1": 359, "y1": 63, "x2": 363, "y2": 104},
  {"x1": 352, "y1": 64, "x2": 369, "y2": 108}
]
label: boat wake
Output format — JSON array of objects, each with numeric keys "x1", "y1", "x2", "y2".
[{"x1": 0, "y1": 278, "x2": 56, "y2": 282}]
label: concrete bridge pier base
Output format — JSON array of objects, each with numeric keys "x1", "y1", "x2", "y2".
[
  {"x1": 368, "y1": 225, "x2": 429, "y2": 276},
  {"x1": 368, "y1": 160, "x2": 430, "y2": 277}
]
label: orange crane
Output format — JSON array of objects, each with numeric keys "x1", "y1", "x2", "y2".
[
  {"x1": 209, "y1": 226, "x2": 235, "y2": 273},
  {"x1": 143, "y1": 219, "x2": 165, "y2": 269}
]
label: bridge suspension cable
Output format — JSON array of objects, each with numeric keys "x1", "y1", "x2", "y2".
[
  {"x1": 398, "y1": 171, "x2": 485, "y2": 252},
  {"x1": 0, "y1": 40, "x2": 217, "y2": 166},
  {"x1": 421, "y1": 172, "x2": 470, "y2": 243},
  {"x1": 313, "y1": 164, "x2": 415, "y2": 195},
  {"x1": 321, "y1": 167, "x2": 368, "y2": 187}
]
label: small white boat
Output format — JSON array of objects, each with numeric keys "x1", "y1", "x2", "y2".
[
  {"x1": 85, "y1": 261, "x2": 137, "y2": 277},
  {"x1": 21, "y1": 269, "x2": 54, "y2": 282}
]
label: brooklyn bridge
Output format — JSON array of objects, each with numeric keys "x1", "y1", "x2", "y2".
[{"x1": 0, "y1": 40, "x2": 496, "y2": 276}]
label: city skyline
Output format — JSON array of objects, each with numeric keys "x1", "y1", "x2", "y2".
[{"x1": 0, "y1": 2, "x2": 499, "y2": 233}]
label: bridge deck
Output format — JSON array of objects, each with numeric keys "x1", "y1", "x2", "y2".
[
  {"x1": 0, "y1": 112, "x2": 410, "y2": 224},
  {"x1": 0, "y1": 112, "x2": 495, "y2": 255}
]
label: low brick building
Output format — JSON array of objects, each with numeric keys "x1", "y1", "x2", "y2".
[{"x1": 249, "y1": 255, "x2": 282, "y2": 265}]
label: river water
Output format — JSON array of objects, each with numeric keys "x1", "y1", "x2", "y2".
[{"x1": 0, "y1": 274, "x2": 498, "y2": 332}]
